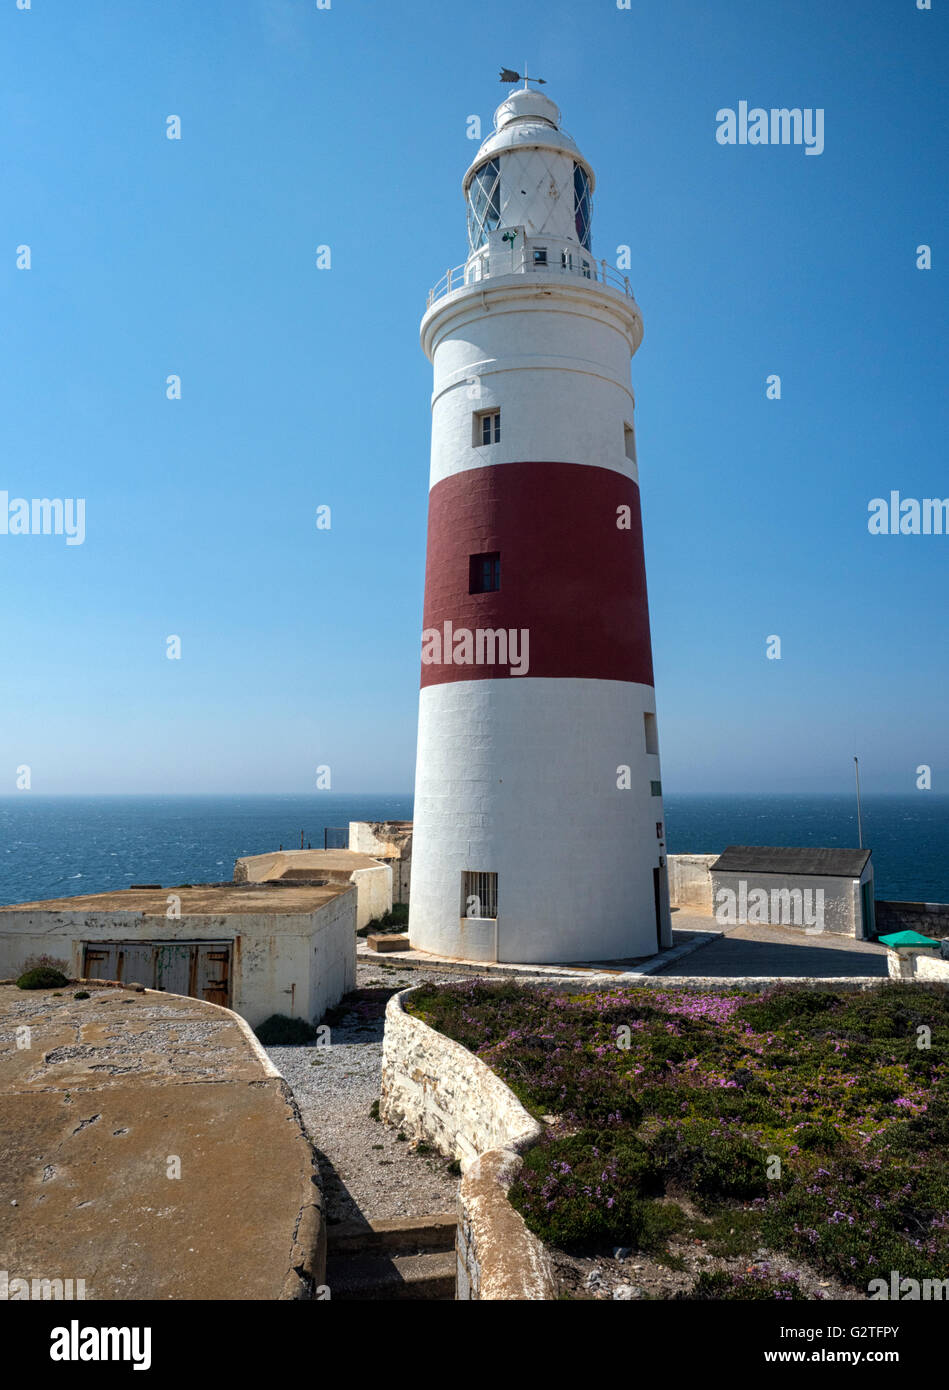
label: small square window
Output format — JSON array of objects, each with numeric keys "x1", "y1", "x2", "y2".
[
  {"x1": 650, "y1": 780, "x2": 662, "y2": 797},
  {"x1": 475, "y1": 410, "x2": 501, "y2": 446},
  {"x1": 533, "y1": 247, "x2": 548, "y2": 266},
  {"x1": 469, "y1": 552, "x2": 500, "y2": 594},
  {"x1": 462, "y1": 870, "x2": 497, "y2": 919}
]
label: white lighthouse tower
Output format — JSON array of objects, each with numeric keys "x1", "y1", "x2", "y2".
[{"x1": 410, "y1": 78, "x2": 671, "y2": 964}]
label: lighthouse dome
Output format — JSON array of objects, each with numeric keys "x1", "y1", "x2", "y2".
[
  {"x1": 467, "y1": 87, "x2": 592, "y2": 181},
  {"x1": 495, "y1": 87, "x2": 561, "y2": 129}
]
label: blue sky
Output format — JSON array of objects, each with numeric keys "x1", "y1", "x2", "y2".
[{"x1": 1, "y1": 0, "x2": 946, "y2": 795}]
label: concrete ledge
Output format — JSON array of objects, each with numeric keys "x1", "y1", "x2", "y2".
[
  {"x1": 381, "y1": 987, "x2": 555, "y2": 1301},
  {"x1": 0, "y1": 984, "x2": 326, "y2": 1300},
  {"x1": 366, "y1": 933, "x2": 411, "y2": 953}
]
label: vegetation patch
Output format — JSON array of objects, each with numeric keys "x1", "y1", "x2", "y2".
[
  {"x1": 254, "y1": 1014, "x2": 319, "y2": 1045},
  {"x1": 16, "y1": 967, "x2": 70, "y2": 990},
  {"x1": 405, "y1": 981, "x2": 949, "y2": 1293},
  {"x1": 357, "y1": 903, "x2": 409, "y2": 938}
]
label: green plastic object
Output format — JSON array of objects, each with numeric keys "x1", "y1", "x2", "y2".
[{"x1": 878, "y1": 930, "x2": 942, "y2": 949}]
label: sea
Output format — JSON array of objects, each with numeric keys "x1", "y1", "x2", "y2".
[{"x1": 0, "y1": 793, "x2": 947, "y2": 907}]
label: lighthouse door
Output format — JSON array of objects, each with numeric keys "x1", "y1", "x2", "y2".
[{"x1": 652, "y1": 869, "x2": 663, "y2": 953}]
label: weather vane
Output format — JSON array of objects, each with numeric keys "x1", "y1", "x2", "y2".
[{"x1": 499, "y1": 64, "x2": 546, "y2": 89}]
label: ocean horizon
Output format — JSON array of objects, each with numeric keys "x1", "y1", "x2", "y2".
[{"x1": 1, "y1": 792, "x2": 948, "y2": 908}]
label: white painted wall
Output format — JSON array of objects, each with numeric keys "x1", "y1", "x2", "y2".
[
  {"x1": 710, "y1": 870, "x2": 862, "y2": 937},
  {"x1": 348, "y1": 865, "x2": 393, "y2": 929},
  {"x1": 668, "y1": 855, "x2": 718, "y2": 913},
  {"x1": 410, "y1": 677, "x2": 670, "y2": 963},
  {"x1": 425, "y1": 283, "x2": 641, "y2": 490},
  {"x1": 348, "y1": 822, "x2": 413, "y2": 904},
  {"x1": 0, "y1": 892, "x2": 356, "y2": 1028}
]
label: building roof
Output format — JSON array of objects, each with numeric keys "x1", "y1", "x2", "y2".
[
  {"x1": 0, "y1": 881, "x2": 352, "y2": 916},
  {"x1": 710, "y1": 845, "x2": 872, "y2": 878},
  {"x1": 234, "y1": 849, "x2": 385, "y2": 882}
]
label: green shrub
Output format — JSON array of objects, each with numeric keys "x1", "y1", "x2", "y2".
[
  {"x1": 648, "y1": 1119, "x2": 768, "y2": 1202},
  {"x1": 73, "y1": 991, "x2": 90, "y2": 1001},
  {"x1": 686, "y1": 1269, "x2": 808, "y2": 1301},
  {"x1": 509, "y1": 1130, "x2": 679, "y2": 1250},
  {"x1": 358, "y1": 903, "x2": 410, "y2": 937},
  {"x1": 16, "y1": 967, "x2": 69, "y2": 990},
  {"x1": 254, "y1": 1014, "x2": 319, "y2": 1045}
]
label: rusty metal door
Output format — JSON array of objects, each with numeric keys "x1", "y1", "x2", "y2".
[
  {"x1": 82, "y1": 944, "x2": 119, "y2": 981},
  {"x1": 195, "y1": 946, "x2": 230, "y2": 1006},
  {"x1": 155, "y1": 943, "x2": 193, "y2": 996},
  {"x1": 81, "y1": 941, "x2": 231, "y2": 1007}
]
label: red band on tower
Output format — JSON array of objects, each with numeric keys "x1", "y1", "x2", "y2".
[{"x1": 420, "y1": 459, "x2": 655, "y2": 687}]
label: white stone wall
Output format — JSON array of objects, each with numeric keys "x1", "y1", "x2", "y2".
[
  {"x1": 381, "y1": 988, "x2": 555, "y2": 1300},
  {"x1": 0, "y1": 891, "x2": 357, "y2": 1029},
  {"x1": 348, "y1": 822, "x2": 412, "y2": 905},
  {"x1": 381, "y1": 988, "x2": 540, "y2": 1165},
  {"x1": 710, "y1": 870, "x2": 861, "y2": 936},
  {"x1": 668, "y1": 854, "x2": 717, "y2": 912},
  {"x1": 348, "y1": 864, "x2": 393, "y2": 930},
  {"x1": 411, "y1": 676, "x2": 669, "y2": 962}
]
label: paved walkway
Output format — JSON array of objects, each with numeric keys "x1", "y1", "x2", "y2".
[{"x1": 658, "y1": 914, "x2": 889, "y2": 978}]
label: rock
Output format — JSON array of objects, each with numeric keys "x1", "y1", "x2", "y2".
[
  {"x1": 585, "y1": 1269, "x2": 603, "y2": 1287},
  {"x1": 613, "y1": 1284, "x2": 644, "y2": 1300}
]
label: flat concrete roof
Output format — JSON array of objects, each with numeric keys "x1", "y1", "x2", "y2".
[
  {"x1": 235, "y1": 849, "x2": 384, "y2": 879},
  {"x1": 711, "y1": 846, "x2": 872, "y2": 878},
  {"x1": 0, "y1": 880, "x2": 352, "y2": 916},
  {"x1": 0, "y1": 985, "x2": 321, "y2": 1299}
]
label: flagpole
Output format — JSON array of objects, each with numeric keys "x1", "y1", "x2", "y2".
[{"x1": 854, "y1": 756, "x2": 863, "y2": 850}]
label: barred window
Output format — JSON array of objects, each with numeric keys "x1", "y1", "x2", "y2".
[{"x1": 462, "y1": 870, "x2": 498, "y2": 919}]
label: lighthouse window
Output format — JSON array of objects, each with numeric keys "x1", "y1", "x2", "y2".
[
  {"x1": 650, "y1": 780, "x2": 663, "y2": 797},
  {"x1": 461, "y1": 870, "x2": 498, "y2": 920},
  {"x1": 532, "y1": 247, "x2": 548, "y2": 266},
  {"x1": 644, "y1": 712, "x2": 659, "y2": 755},
  {"x1": 624, "y1": 424, "x2": 637, "y2": 463},
  {"x1": 574, "y1": 164, "x2": 592, "y2": 250},
  {"x1": 474, "y1": 409, "x2": 501, "y2": 446},
  {"x1": 469, "y1": 552, "x2": 501, "y2": 594},
  {"x1": 466, "y1": 158, "x2": 501, "y2": 251}
]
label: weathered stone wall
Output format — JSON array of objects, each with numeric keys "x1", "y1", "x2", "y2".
[
  {"x1": 875, "y1": 901, "x2": 949, "y2": 940},
  {"x1": 0, "y1": 891, "x2": 357, "y2": 1029},
  {"x1": 349, "y1": 822, "x2": 413, "y2": 904},
  {"x1": 380, "y1": 988, "x2": 555, "y2": 1300},
  {"x1": 380, "y1": 988, "x2": 539, "y2": 1164},
  {"x1": 667, "y1": 854, "x2": 717, "y2": 912},
  {"x1": 711, "y1": 869, "x2": 861, "y2": 936}
]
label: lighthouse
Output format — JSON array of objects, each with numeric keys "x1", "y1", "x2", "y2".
[{"x1": 409, "y1": 78, "x2": 671, "y2": 964}]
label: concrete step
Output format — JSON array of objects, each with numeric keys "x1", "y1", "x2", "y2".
[
  {"x1": 325, "y1": 1250, "x2": 456, "y2": 1300},
  {"x1": 327, "y1": 1212, "x2": 457, "y2": 1257}
]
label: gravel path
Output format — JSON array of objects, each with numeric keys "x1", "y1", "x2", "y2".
[{"x1": 266, "y1": 961, "x2": 471, "y2": 1225}]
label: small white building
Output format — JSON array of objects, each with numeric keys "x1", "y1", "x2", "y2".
[
  {"x1": 709, "y1": 846, "x2": 875, "y2": 938},
  {"x1": 234, "y1": 848, "x2": 392, "y2": 931},
  {"x1": 0, "y1": 881, "x2": 356, "y2": 1028}
]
